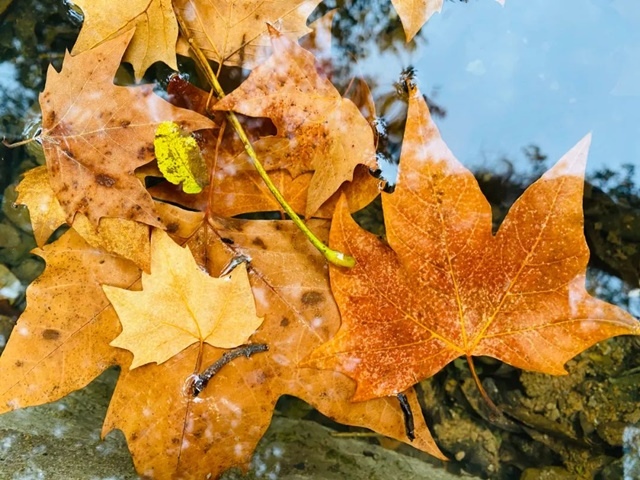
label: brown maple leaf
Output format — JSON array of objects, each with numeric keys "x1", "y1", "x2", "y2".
[
  {"x1": 0, "y1": 228, "x2": 139, "y2": 411},
  {"x1": 1, "y1": 172, "x2": 443, "y2": 479},
  {"x1": 214, "y1": 26, "x2": 377, "y2": 218},
  {"x1": 174, "y1": 0, "x2": 322, "y2": 68},
  {"x1": 306, "y1": 84, "x2": 640, "y2": 401},
  {"x1": 150, "y1": 74, "x2": 379, "y2": 219},
  {"x1": 39, "y1": 30, "x2": 215, "y2": 227},
  {"x1": 101, "y1": 214, "x2": 444, "y2": 478},
  {"x1": 71, "y1": 0, "x2": 178, "y2": 79}
]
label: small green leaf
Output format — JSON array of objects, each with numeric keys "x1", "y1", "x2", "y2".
[{"x1": 154, "y1": 121, "x2": 208, "y2": 194}]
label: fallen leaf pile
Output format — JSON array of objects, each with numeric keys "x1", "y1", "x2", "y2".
[{"x1": 1, "y1": 1, "x2": 637, "y2": 479}]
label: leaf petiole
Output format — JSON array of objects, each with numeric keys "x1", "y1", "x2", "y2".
[
  {"x1": 173, "y1": 9, "x2": 355, "y2": 268},
  {"x1": 466, "y1": 354, "x2": 503, "y2": 421}
]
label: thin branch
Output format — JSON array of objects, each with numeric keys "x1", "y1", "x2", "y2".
[
  {"x1": 396, "y1": 392, "x2": 415, "y2": 441},
  {"x1": 191, "y1": 343, "x2": 269, "y2": 396},
  {"x1": 172, "y1": 5, "x2": 355, "y2": 268}
]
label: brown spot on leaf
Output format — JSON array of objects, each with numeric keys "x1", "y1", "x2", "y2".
[
  {"x1": 120, "y1": 120, "x2": 131, "y2": 128},
  {"x1": 280, "y1": 317, "x2": 290, "y2": 327},
  {"x1": 221, "y1": 237, "x2": 234, "y2": 245},
  {"x1": 252, "y1": 237, "x2": 267, "y2": 249},
  {"x1": 14, "y1": 360, "x2": 23, "y2": 367},
  {"x1": 42, "y1": 329, "x2": 60, "y2": 340},
  {"x1": 45, "y1": 111, "x2": 56, "y2": 126},
  {"x1": 96, "y1": 174, "x2": 116, "y2": 187},
  {"x1": 166, "y1": 222, "x2": 179, "y2": 233},
  {"x1": 301, "y1": 291, "x2": 324, "y2": 306}
]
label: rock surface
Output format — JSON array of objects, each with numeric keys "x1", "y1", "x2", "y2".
[{"x1": 0, "y1": 369, "x2": 469, "y2": 480}]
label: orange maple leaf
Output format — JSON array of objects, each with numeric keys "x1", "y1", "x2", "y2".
[
  {"x1": 39, "y1": 30, "x2": 215, "y2": 227},
  {"x1": 307, "y1": 84, "x2": 640, "y2": 401},
  {"x1": 214, "y1": 26, "x2": 377, "y2": 218}
]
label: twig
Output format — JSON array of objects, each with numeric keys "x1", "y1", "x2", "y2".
[
  {"x1": 396, "y1": 392, "x2": 415, "y2": 441},
  {"x1": 172, "y1": 6, "x2": 355, "y2": 268},
  {"x1": 191, "y1": 343, "x2": 268, "y2": 396}
]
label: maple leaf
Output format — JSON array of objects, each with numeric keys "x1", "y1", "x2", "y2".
[
  {"x1": 391, "y1": 0, "x2": 443, "y2": 42},
  {"x1": 150, "y1": 74, "x2": 379, "y2": 219},
  {"x1": 391, "y1": 0, "x2": 505, "y2": 42},
  {"x1": 307, "y1": 85, "x2": 640, "y2": 401},
  {"x1": 16, "y1": 166, "x2": 152, "y2": 271},
  {"x1": 71, "y1": 0, "x2": 178, "y2": 79},
  {"x1": 15, "y1": 165, "x2": 66, "y2": 247},
  {"x1": 39, "y1": 30, "x2": 215, "y2": 227},
  {"x1": 174, "y1": 0, "x2": 322, "y2": 68},
  {"x1": 0, "y1": 228, "x2": 139, "y2": 411},
  {"x1": 103, "y1": 229, "x2": 263, "y2": 369},
  {"x1": 101, "y1": 215, "x2": 444, "y2": 478},
  {"x1": 214, "y1": 26, "x2": 377, "y2": 218}
]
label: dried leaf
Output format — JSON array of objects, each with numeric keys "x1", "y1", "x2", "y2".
[
  {"x1": 174, "y1": 0, "x2": 322, "y2": 68},
  {"x1": 152, "y1": 74, "x2": 379, "y2": 218},
  {"x1": 0, "y1": 229, "x2": 139, "y2": 411},
  {"x1": 214, "y1": 27, "x2": 377, "y2": 217},
  {"x1": 71, "y1": 0, "x2": 178, "y2": 79},
  {"x1": 307, "y1": 85, "x2": 640, "y2": 401},
  {"x1": 104, "y1": 229, "x2": 262, "y2": 369},
  {"x1": 15, "y1": 165, "x2": 66, "y2": 246},
  {"x1": 39, "y1": 30, "x2": 215, "y2": 227},
  {"x1": 101, "y1": 216, "x2": 443, "y2": 478},
  {"x1": 391, "y1": 0, "x2": 442, "y2": 42},
  {"x1": 72, "y1": 214, "x2": 151, "y2": 272}
]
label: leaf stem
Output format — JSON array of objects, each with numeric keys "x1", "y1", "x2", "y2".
[
  {"x1": 466, "y1": 354, "x2": 502, "y2": 421},
  {"x1": 3, "y1": 137, "x2": 36, "y2": 148},
  {"x1": 173, "y1": 8, "x2": 355, "y2": 268}
]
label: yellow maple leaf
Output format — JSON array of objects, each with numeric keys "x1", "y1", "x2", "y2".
[{"x1": 103, "y1": 229, "x2": 263, "y2": 369}]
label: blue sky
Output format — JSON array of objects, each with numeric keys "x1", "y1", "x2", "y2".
[{"x1": 361, "y1": 0, "x2": 640, "y2": 183}]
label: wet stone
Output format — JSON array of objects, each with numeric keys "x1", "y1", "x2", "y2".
[
  {"x1": 0, "y1": 264, "x2": 22, "y2": 304},
  {"x1": 12, "y1": 257, "x2": 44, "y2": 284},
  {"x1": 1, "y1": 185, "x2": 32, "y2": 234},
  {"x1": 0, "y1": 369, "x2": 475, "y2": 480},
  {"x1": 0, "y1": 222, "x2": 20, "y2": 248}
]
